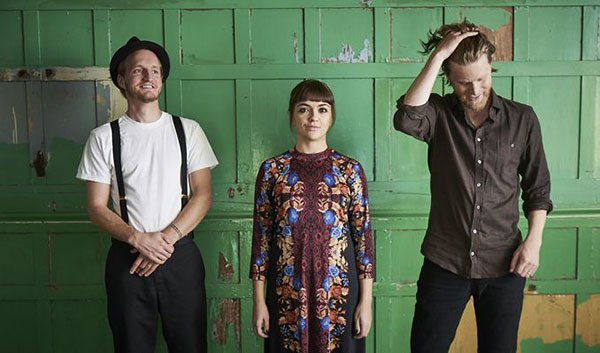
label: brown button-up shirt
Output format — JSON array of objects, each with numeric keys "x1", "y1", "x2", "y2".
[{"x1": 394, "y1": 90, "x2": 553, "y2": 278}]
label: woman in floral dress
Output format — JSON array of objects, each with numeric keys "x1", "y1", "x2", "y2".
[{"x1": 250, "y1": 79, "x2": 374, "y2": 353}]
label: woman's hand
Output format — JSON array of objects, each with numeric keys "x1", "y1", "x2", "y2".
[
  {"x1": 353, "y1": 300, "x2": 372, "y2": 339},
  {"x1": 253, "y1": 299, "x2": 270, "y2": 338}
]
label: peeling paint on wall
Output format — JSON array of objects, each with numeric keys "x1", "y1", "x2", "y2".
[
  {"x1": 480, "y1": 22, "x2": 513, "y2": 62},
  {"x1": 218, "y1": 252, "x2": 234, "y2": 281},
  {"x1": 109, "y1": 84, "x2": 127, "y2": 123},
  {"x1": 576, "y1": 294, "x2": 600, "y2": 347},
  {"x1": 96, "y1": 91, "x2": 107, "y2": 106},
  {"x1": 450, "y1": 295, "x2": 576, "y2": 353},
  {"x1": 321, "y1": 39, "x2": 372, "y2": 63},
  {"x1": 518, "y1": 295, "x2": 574, "y2": 351},
  {"x1": 12, "y1": 107, "x2": 18, "y2": 144},
  {"x1": 449, "y1": 299, "x2": 476, "y2": 353},
  {"x1": 212, "y1": 298, "x2": 240, "y2": 345},
  {"x1": 293, "y1": 31, "x2": 300, "y2": 64},
  {"x1": 45, "y1": 67, "x2": 109, "y2": 81}
]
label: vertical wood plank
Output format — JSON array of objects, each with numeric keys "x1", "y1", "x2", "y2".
[
  {"x1": 582, "y1": 6, "x2": 600, "y2": 61},
  {"x1": 579, "y1": 77, "x2": 600, "y2": 179},
  {"x1": 35, "y1": 233, "x2": 52, "y2": 353},
  {"x1": 236, "y1": 79, "x2": 253, "y2": 184},
  {"x1": 304, "y1": 8, "x2": 320, "y2": 63},
  {"x1": 234, "y1": 8, "x2": 251, "y2": 64},
  {"x1": 163, "y1": 9, "x2": 180, "y2": 66},
  {"x1": 513, "y1": 6, "x2": 529, "y2": 61},
  {"x1": 374, "y1": 8, "x2": 390, "y2": 63},
  {"x1": 374, "y1": 78, "x2": 391, "y2": 181},
  {"x1": 92, "y1": 10, "x2": 110, "y2": 66},
  {"x1": 23, "y1": 10, "x2": 40, "y2": 66},
  {"x1": 163, "y1": 9, "x2": 182, "y2": 115}
]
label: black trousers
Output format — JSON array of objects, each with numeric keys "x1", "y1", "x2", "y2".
[
  {"x1": 411, "y1": 258, "x2": 526, "y2": 353},
  {"x1": 105, "y1": 236, "x2": 207, "y2": 353}
]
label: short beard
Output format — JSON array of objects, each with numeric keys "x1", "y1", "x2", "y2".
[
  {"x1": 461, "y1": 89, "x2": 490, "y2": 113},
  {"x1": 125, "y1": 88, "x2": 161, "y2": 103}
]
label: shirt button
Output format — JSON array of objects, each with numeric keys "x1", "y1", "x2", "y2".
[
  {"x1": 470, "y1": 251, "x2": 475, "y2": 256},
  {"x1": 477, "y1": 159, "x2": 482, "y2": 165},
  {"x1": 476, "y1": 205, "x2": 481, "y2": 210},
  {"x1": 472, "y1": 229, "x2": 478, "y2": 234},
  {"x1": 476, "y1": 182, "x2": 482, "y2": 187},
  {"x1": 476, "y1": 137, "x2": 482, "y2": 142}
]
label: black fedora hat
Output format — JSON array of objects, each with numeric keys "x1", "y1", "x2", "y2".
[{"x1": 109, "y1": 36, "x2": 170, "y2": 88}]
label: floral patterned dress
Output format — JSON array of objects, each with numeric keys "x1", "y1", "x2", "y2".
[{"x1": 250, "y1": 148, "x2": 374, "y2": 353}]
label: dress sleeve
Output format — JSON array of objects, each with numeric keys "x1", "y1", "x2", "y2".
[
  {"x1": 249, "y1": 161, "x2": 276, "y2": 280},
  {"x1": 348, "y1": 161, "x2": 374, "y2": 279}
]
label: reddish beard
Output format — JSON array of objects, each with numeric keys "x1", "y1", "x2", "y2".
[{"x1": 460, "y1": 89, "x2": 490, "y2": 113}]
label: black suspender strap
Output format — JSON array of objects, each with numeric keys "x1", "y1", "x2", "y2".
[
  {"x1": 110, "y1": 115, "x2": 188, "y2": 227},
  {"x1": 171, "y1": 115, "x2": 189, "y2": 210},
  {"x1": 110, "y1": 119, "x2": 129, "y2": 224}
]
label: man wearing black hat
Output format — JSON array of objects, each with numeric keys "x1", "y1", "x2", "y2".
[{"x1": 77, "y1": 37, "x2": 218, "y2": 353}]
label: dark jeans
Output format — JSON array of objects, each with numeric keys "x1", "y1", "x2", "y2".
[
  {"x1": 411, "y1": 258, "x2": 526, "y2": 353},
  {"x1": 105, "y1": 236, "x2": 207, "y2": 353}
]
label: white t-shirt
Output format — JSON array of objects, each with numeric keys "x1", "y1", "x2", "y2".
[{"x1": 77, "y1": 112, "x2": 218, "y2": 232}]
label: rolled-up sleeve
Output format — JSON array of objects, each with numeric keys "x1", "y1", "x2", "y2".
[
  {"x1": 393, "y1": 94, "x2": 440, "y2": 144},
  {"x1": 519, "y1": 109, "x2": 553, "y2": 217}
]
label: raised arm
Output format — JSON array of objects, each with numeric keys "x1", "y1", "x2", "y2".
[{"x1": 403, "y1": 31, "x2": 478, "y2": 106}]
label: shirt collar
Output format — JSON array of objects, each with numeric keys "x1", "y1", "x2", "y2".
[
  {"x1": 451, "y1": 88, "x2": 502, "y2": 124},
  {"x1": 488, "y1": 89, "x2": 502, "y2": 122}
]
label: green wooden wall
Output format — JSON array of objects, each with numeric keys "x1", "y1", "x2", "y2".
[{"x1": 1, "y1": 1, "x2": 599, "y2": 352}]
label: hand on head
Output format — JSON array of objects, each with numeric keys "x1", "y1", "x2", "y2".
[{"x1": 432, "y1": 30, "x2": 480, "y2": 61}]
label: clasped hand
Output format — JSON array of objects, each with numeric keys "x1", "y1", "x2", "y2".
[{"x1": 129, "y1": 231, "x2": 174, "y2": 276}]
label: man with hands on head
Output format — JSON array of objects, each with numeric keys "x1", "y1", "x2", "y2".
[
  {"x1": 77, "y1": 36, "x2": 218, "y2": 353},
  {"x1": 393, "y1": 20, "x2": 552, "y2": 353}
]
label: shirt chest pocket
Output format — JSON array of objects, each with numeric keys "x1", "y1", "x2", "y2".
[{"x1": 493, "y1": 139, "x2": 523, "y2": 185}]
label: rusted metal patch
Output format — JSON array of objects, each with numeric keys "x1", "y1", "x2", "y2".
[
  {"x1": 212, "y1": 298, "x2": 240, "y2": 345},
  {"x1": 227, "y1": 187, "x2": 236, "y2": 198},
  {"x1": 45, "y1": 67, "x2": 110, "y2": 81},
  {"x1": 0, "y1": 69, "x2": 38, "y2": 81},
  {"x1": 321, "y1": 39, "x2": 372, "y2": 63},
  {"x1": 480, "y1": 8, "x2": 513, "y2": 62},
  {"x1": 0, "y1": 67, "x2": 109, "y2": 81},
  {"x1": 576, "y1": 294, "x2": 600, "y2": 347},
  {"x1": 32, "y1": 150, "x2": 47, "y2": 177},
  {"x1": 218, "y1": 252, "x2": 234, "y2": 281}
]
